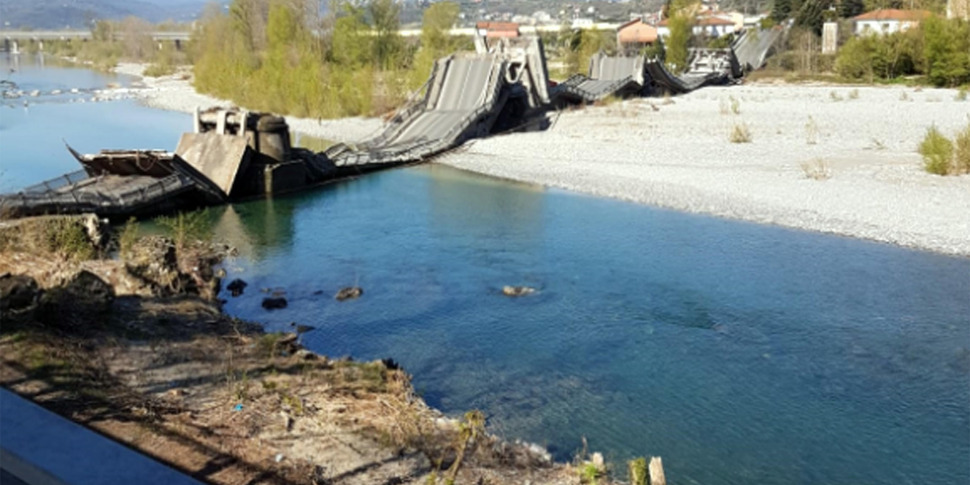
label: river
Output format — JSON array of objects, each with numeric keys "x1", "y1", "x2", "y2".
[{"x1": 3, "y1": 55, "x2": 968, "y2": 485}]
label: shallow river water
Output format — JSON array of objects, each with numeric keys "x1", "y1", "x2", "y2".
[{"x1": 3, "y1": 55, "x2": 968, "y2": 485}]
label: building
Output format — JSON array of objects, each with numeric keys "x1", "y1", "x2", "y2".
[
  {"x1": 475, "y1": 22, "x2": 520, "y2": 39},
  {"x1": 852, "y1": 9, "x2": 932, "y2": 35},
  {"x1": 657, "y1": 15, "x2": 736, "y2": 38},
  {"x1": 616, "y1": 18, "x2": 659, "y2": 50}
]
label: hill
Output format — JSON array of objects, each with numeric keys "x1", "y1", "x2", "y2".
[{"x1": 0, "y1": 0, "x2": 212, "y2": 29}]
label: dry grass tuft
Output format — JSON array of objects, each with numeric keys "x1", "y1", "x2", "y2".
[
  {"x1": 729, "y1": 121, "x2": 752, "y2": 143},
  {"x1": 801, "y1": 158, "x2": 832, "y2": 180}
]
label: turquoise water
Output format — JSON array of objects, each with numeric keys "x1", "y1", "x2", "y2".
[{"x1": 4, "y1": 55, "x2": 969, "y2": 485}]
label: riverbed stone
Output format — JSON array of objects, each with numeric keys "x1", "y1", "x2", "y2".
[
  {"x1": 262, "y1": 297, "x2": 287, "y2": 310},
  {"x1": 335, "y1": 287, "x2": 363, "y2": 301}
]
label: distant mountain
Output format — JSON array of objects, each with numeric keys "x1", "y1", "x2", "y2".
[{"x1": 0, "y1": 0, "x2": 214, "y2": 30}]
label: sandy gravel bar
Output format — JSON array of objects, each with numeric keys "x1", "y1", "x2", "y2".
[{"x1": 439, "y1": 84, "x2": 970, "y2": 257}]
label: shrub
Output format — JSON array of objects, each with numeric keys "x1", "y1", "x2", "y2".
[
  {"x1": 730, "y1": 121, "x2": 752, "y2": 143},
  {"x1": 117, "y1": 217, "x2": 140, "y2": 258},
  {"x1": 954, "y1": 123, "x2": 970, "y2": 174},
  {"x1": 848, "y1": 88, "x2": 859, "y2": 99},
  {"x1": 918, "y1": 125, "x2": 954, "y2": 175},
  {"x1": 156, "y1": 210, "x2": 211, "y2": 252},
  {"x1": 957, "y1": 87, "x2": 968, "y2": 101}
]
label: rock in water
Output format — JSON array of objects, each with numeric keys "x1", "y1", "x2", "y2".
[
  {"x1": 335, "y1": 287, "x2": 363, "y2": 301},
  {"x1": 502, "y1": 285, "x2": 536, "y2": 297},
  {"x1": 227, "y1": 278, "x2": 248, "y2": 297},
  {"x1": 262, "y1": 297, "x2": 288, "y2": 310}
]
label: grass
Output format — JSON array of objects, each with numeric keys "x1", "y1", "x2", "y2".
[
  {"x1": 156, "y1": 210, "x2": 211, "y2": 253},
  {"x1": 580, "y1": 462, "x2": 603, "y2": 484},
  {"x1": 628, "y1": 457, "x2": 648, "y2": 485},
  {"x1": 0, "y1": 216, "x2": 97, "y2": 261},
  {"x1": 730, "y1": 121, "x2": 752, "y2": 143},
  {"x1": 117, "y1": 217, "x2": 140, "y2": 259},
  {"x1": 919, "y1": 125, "x2": 955, "y2": 175},
  {"x1": 900, "y1": 91, "x2": 910, "y2": 101},
  {"x1": 829, "y1": 90, "x2": 843, "y2": 101},
  {"x1": 801, "y1": 158, "x2": 832, "y2": 180},
  {"x1": 848, "y1": 88, "x2": 860, "y2": 99},
  {"x1": 805, "y1": 116, "x2": 820, "y2": 145},
  {"x1": 957, "y1": 87, "x2": 968, "y2": 101}
]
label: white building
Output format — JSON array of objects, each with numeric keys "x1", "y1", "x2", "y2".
[{"x1": 852, "y1": 9, "x2": 931, "y2": 35}]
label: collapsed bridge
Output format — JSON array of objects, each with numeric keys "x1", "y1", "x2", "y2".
[{"x1": 0, "y1": 28, "x2": 781, "y2": 220}]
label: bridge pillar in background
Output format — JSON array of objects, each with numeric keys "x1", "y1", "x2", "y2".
[
  {"x1": 11, "y1": 40, "x2": 19, "y2": 54},
  {"x1": 157, "y1": 42, "x2": 164, "y2": 51},
  {"x1": 38, "y1": 40, "x2": 44, "y2": 52},
  {"x1": 174, "y1": 39, "x2": 182, "y2": 51},
  {"x1": 2, "y1": 38, "x2": 9, "y2": 53}
]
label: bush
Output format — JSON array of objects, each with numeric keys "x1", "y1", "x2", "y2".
[
  {"x1": 954, "y1": 124, "x2": 970, "y2": 174},
  {"x1": 918, "y1": 125, "x2": 954, "y2": 175}
]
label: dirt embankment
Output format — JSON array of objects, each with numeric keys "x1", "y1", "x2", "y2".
[{"x1": 0, "y1": 215, "x2": 587, "y2": 485}]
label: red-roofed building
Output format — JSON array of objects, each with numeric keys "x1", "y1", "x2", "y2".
[
  {"x1": 475, "y1": 22, "x2": 520, "y2": 39},
  {"x1": 617, "y1": 18, "x2": 660, "y2": 48},
  {"x1": 852, "y1": 9, "x2": 932, "y2": 35}
]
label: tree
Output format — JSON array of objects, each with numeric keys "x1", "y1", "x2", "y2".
[
  {"x1": 923, "y1": 17, "x2": 970, "y2": 86},
  {"x1": 666, "y1": 0, "x2": 697, "y2": 73},
  {"x1": 410, "y1": 1, "x2": 460, "y2": 87},
  {"x1": 839, "y1": 0, "x2": 866, "y2": 18},
  {"x1": 369, "y1": 0, "x2": 404, "y2": 70},
  {"x1": 772, "y1": 0, "x2": 792, "y2": 22},
  {"x1": 330, "y1": 2, "x2": 372, "y2": 68}
]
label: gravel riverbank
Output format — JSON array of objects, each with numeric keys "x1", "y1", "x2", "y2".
[
  {"x1": 440, "y1": 85, "x2": 970, "y2": 257},
  {"x1": 117, "y1": 64, "x2": 970, "y2": 257}
]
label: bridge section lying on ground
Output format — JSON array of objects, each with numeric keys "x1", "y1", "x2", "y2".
[
  {"x1": 326, "y1": 54, "x2": 508, "y2": 167},
  {"x1": 554, "y1": 53, "x2": 647, "y2": 103},
  {"x1": 732, "y1": 27, "x2": 784, "y2": 73}
]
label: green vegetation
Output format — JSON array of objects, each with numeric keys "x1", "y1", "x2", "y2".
[
  {"x1": 155, "y1": 210, "x2": 212, "y2": 253},
  {"x1": 580, "y1": 462, "x2": 603, "y2": 484},
  {"x1": 117, "y1": 217, "x2": 140, "y2": 259},
  {"x1": 834, "y1": 18, "x2": 969, "y2": 87},
  {"x1": 955, "y1": 124, "x2": 970, "y2": 174},
  {"x1": 628, "y1": 457, "x2": 648, "y2": 485},
  {"x1": 565, "y1": 28, "x2": 615, "y2": 76},
  {"x1": 919, "y1": 125, "x2": 955, "y2": 175},
  {"x1": 192, "y1": 0, "x2": 463, "y2": 119},
  {"x1": 43, "y1": 18, "x2": 190, "y2": 72},
  {"x1": 665, "y1": 0, "x2": 696, "y2": 74},
  {"x1": 0, "y1": 216, "x2": 97, "y2": 261}
]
